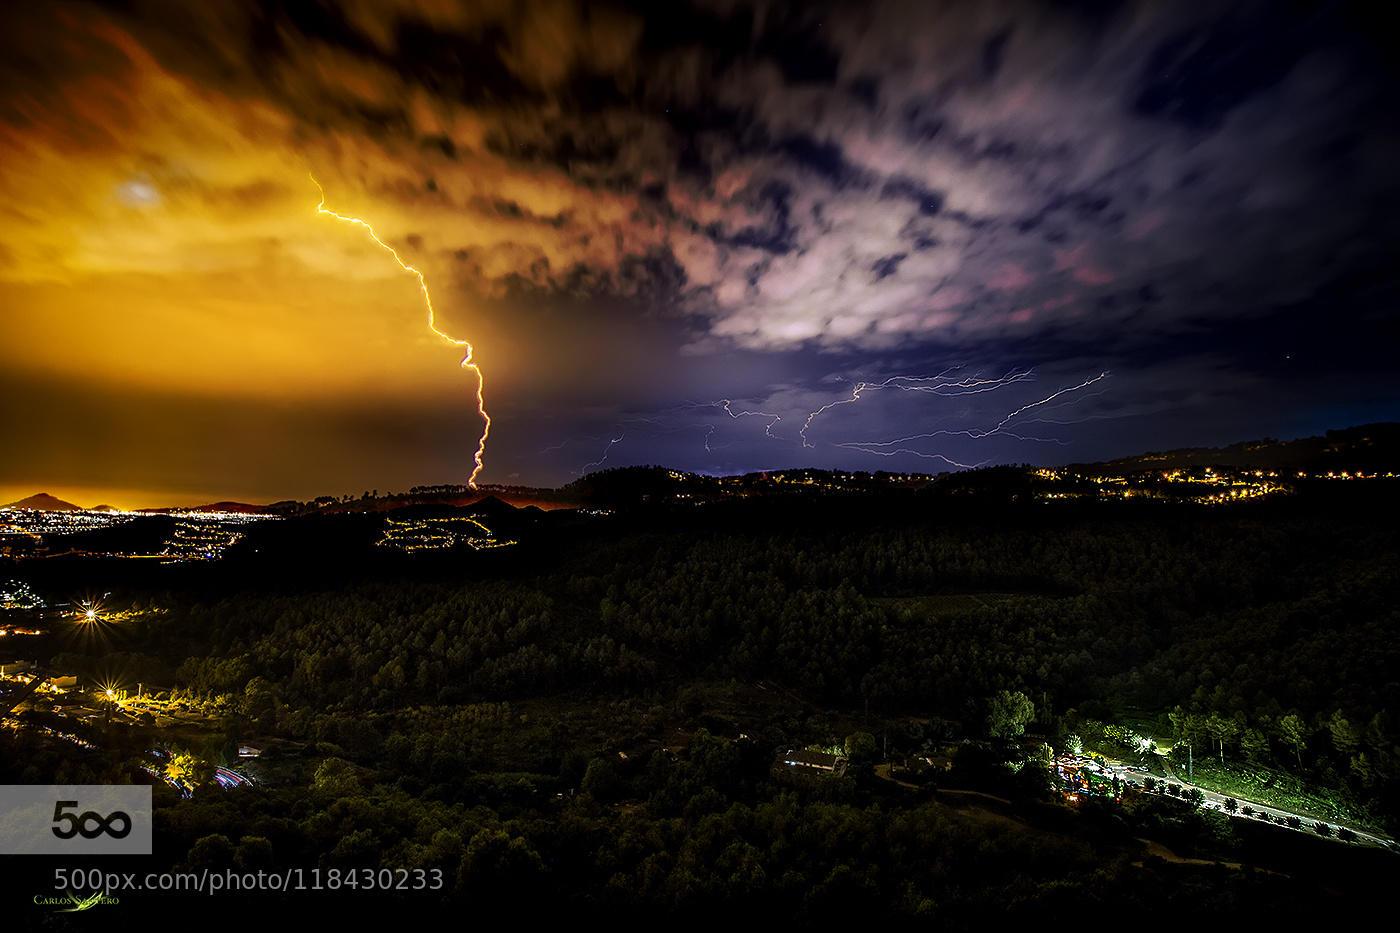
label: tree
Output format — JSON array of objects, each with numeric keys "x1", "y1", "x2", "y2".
[
  {"x1": 164, "y1": 751, "x2": 211, "y2": 791},
  {"x1": 460, "y1": 828, "x2": 545, "y2": 895},
  {"x1": 581, "y1": 756, "x2": 622, "y2": 801},
  {"x1": 1223, "y1": 797, "x2": 1238, "y2": 813},
  {"x1": 1185, "y1": 788, "x2": 1205, "y2": 807},
  {"x1": 986, "y1": 690, "x2": 1035, "y2": 739},
  {"x1": 186, "y1": 834, "x2": 234, "y2": 870},
  {"x1": 1277, "y1": 714, "x2": 1307, "y2": 769},
  {"x1": 1205, "y1": 711, "x2": 1240, "y2": 763},
  {"x1": 844, "y1": 732, "x2": 878, "y2": 764},
  {"x1": 234, "y1": 836, "x2": 274, "y2": 871},
  {"x1": 1327, "y1": 710, "x2": 1361, "y2": 757},
  {"x1": 1240, "y1": 727, "x2": 1268, "y2": 763},
  {"x1": 312, "y1": 757, "x2": 363, "y2": 797},
  {"x1": 1169, "y1": 706, "x2": 1205, "y2": 745}
]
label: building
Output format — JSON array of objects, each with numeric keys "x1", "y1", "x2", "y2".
[{"x1": 776, "y1": 747, "x2": 846, "y2": 776}]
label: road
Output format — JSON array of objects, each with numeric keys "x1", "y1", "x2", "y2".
[{"x1": 1090, "y1": 753, "x2": 1396, "y2": 850}]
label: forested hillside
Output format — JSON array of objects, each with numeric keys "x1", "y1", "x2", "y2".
[{"x1": 7, "y1": 487, "x2": 1398, "y2": 919}]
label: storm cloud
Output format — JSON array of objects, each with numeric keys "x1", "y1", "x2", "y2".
[{"x1": 2, "y1": 0, "x2": 1397, "y2": 502}]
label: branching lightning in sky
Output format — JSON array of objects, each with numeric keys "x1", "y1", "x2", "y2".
[
  {"x1": 984, "y1": 372, "x2": 1110, "y2": 432},
  {"x1": 719, "y1": 399, "x2": 783, "y2": 438},
  {"x1": 837, "y1": 447, "x2": 986, "y2": 469},
  {"x1": 799, "y1": 367, "x2": 1035, "y2": 447},
  {"x1": 835, "y1": 371, "x2": 1111, "y2": 459},
  {"x1": 554, "y1": 367, "x2": 1108, "y2": 478},
  {"x1": 311, "y1": 174, "x2": 491, "y2": 487},
  {"x1": 580, "y1": 433, "x2": 626, "y2": 474},
  {"x1": 686, "y1": 397, "x2": 784, "y2": 459}
]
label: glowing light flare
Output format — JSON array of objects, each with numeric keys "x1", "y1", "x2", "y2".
[
  {"x1": 94, "y1": 679, "x2": 125, "y2": 704},
  {"x1": 310, "y1": 174, "x2": 490, "y2": 487}
]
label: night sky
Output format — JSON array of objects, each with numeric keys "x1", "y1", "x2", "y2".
[{"x1": 2, "y1": 0, "x2": 1398, "y2": 507}]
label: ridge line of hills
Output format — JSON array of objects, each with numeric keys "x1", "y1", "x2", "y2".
[{"x1": 5, "y1": 421, "x2": 1397, "y2": 515}]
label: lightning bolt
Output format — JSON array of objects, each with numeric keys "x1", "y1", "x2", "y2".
[
  {"x1": 720, "y1": 399, "x2": 783, "y2": 437},
  {"x1": 311, "y1": 174, "x2": 491, "y2": 487},
  {"x1": 835, "y1": 371, "x2": 1111, "y2": 457},
  {"x1": 580, "y1": 433, "x2": 626, "y2": 473},
  {"x1": 985, "y1": 371, "x2": 1109, "y2": 434},
  {"x1": 835, "y1": 446, "x2": 986, "y2": 469},
  {"x1": 799, "y1": 367, "x2": 1035, "y2": 447}
]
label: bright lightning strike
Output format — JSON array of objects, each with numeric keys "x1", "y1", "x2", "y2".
[{"x1": 311, "y1": 174, "x2": 491, "y2": 487}]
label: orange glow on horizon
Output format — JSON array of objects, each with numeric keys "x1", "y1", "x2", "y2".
[{"x1": 310, "y1": 174, "x2": 491, "y2": 488}]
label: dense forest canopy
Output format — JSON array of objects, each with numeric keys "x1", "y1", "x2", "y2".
[{"x1": 4, "y1": 482, "x2": 1398, "y2": 920}]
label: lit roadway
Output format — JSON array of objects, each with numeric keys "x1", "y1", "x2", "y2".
[
  {"x1": 1094, "y1": 753, "x2": 1396, "y2": 850},
  {"x1": 214, "y1": 766, "x2": 253, "y2": 789}
]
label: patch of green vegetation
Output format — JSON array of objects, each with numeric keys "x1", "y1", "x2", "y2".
[{"x1": 1187, "y1": 758, "x2": 1372, "y2": 828}]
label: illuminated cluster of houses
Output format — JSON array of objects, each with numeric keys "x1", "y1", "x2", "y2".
[
  {"x1": 161, "y1": 520, "x2": 245, "y2": 561},
  {"x1": 376, "y1": 516, "x2": 516, "y2": 553},
  {"x1": 0, "y1": 579, "x2": 44, "y2": 610}
]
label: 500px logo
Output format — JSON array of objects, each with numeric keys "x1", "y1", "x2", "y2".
[
  {"x1": 51, "y1": 800, "x2": 132, "y2": 839},
  {"x1": 1, "y1": 785, "x2": 151, "y2": 854}
]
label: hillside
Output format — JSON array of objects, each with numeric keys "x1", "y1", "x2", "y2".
[
  {"x1": 2, "y1": 492, "x2": 83, "y2": 511},
  {"x1": 1066, "y1": 423, "x2": 1400, "y2": 474}
]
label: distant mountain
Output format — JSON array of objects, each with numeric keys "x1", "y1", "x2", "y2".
[
  {"x1": 88, "y1": 504, "x2": 118, "y2": 512},
  {"x1": 136, "y1": 501, "x2": 271, "y2": 514},
  {"x1": 187, "y1": 501, "x2": 271, "y2": 514},
  {"x1": 463, "y1": 495, "x2": 517, "y2": 518},
  {"x1": 1067, "y1": 423, "x2": 1400, "y2": 475},
  {"x1": 311, "y1": 487, "x2": 579, "y2": 514},
  {"x1": 2, "y1": 492, "x2": 82, "y2": 511}
]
